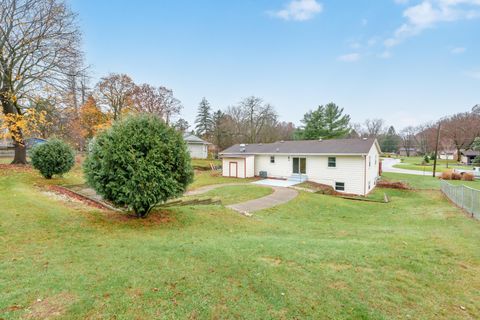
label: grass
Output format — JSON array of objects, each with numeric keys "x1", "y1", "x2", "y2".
[
  {"x1": 189, "y1": 171, "x2": 257, "y2": 190},
  {"x1": 186, "y1": 185, "x2": 274, "y2": 205},
  {"x1": 382, "y1": 172, "x2": 480, "y2": 190},
  {"x1": 191, "y1": 158, "x2": 221, "y2": 170},
  {"x1": 393, "y1": 156, "x2": 472, "y2": 173},
  {"x1": 1, "y1": 163, "x2": 480, "y2": 319}
]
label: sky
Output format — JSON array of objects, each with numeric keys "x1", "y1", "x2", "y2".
[{"x1": 69, "y1": 0, "x2": 480, "y2": 130}]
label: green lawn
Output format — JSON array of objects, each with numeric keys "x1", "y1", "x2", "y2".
[
  {"x1": 393, "y1": 156, "x2": 472, "y2": 173},
  {"x1": 191, "y1": 158, "x2": 221, "y2": 170},
  {"x1": 382, "y1": 172, "x2": 480, "y2": 190},
  {"x1": 1, "y1": 164, "x2": 479, "y2": 319}
]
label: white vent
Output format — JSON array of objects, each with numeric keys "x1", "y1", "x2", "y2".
[
  {"x1": 362, "y1": 137, "x2": 368, "y2": 140},
  {"x1": 240, "y1": 143, "x2": 246, "y2": 147},
  {"x1": 276, "y1": 148, "x2": 280, "y2": 152}
]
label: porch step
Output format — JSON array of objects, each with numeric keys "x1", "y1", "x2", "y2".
[{"x1": 288, "y1": 174, "x2": 308, "y2": 182}]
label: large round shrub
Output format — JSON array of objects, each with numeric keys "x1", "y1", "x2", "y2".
[
  {"x1": 30, "y1": 139, "x2": 75, "y2": 179},
  {"x1": 83, "y1": 114, "x2": 194, "y2": 217}
]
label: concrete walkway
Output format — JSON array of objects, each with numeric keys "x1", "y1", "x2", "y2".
[
  {"x1": 227, "y1": 186, "x2": 298, "y2": 215},
  {"x1": 185, "y1": 182, "x2": 298, "y2": 216},
  {"x1": 382, "y1": 158, "x2": 438, "y2": 177}
]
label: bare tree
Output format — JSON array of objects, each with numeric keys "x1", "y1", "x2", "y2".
[
  {"x1": 441, "y1": 112, "x2": 480, "y2": 161},
  {"x1": 157, "y1": 86, "x2": 181, "y2": 125},
  {"x1": 95, "y1": 73, "x2": 135, "y2": 121},
  {"x1": 399, "y1": 126, "x2": 418, "y2": 157},
  {"x1": 0, "y1": 0, "x2": 83, "y2": 163},
  {"x1": 364, "y1": 118, "x2": 385, "y2": 138},
  {"x1": 226, "y1": 96, "x2": 277, "y2": 144}
]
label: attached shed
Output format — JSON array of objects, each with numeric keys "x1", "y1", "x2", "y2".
[{"x1": 221, "y1": 155, "x2": 255, "y2": 178}]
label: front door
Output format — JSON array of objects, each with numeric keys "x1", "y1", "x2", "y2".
[
  {"x1": 229, "y1": 162, "x2": 238, "y2": 177},
  {"x1": 292, "y1": 157, "x2": 306, "y2": 174}
]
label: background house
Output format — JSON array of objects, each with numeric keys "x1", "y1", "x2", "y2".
[
  {"x1": 398, "y1": 147, "x2": 420, "y2": 157},
  {"x1": 183, "y1": 133, "x2": 210, "y2": 159},
  {"x1": 460, "y1": 149, "x2": 479, "y2": 165},
  {"x1": 220, "y1": 138, "x2": 381, "y2": 196}
]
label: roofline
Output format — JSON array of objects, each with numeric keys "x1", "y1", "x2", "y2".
[{"x1": 220, "y1": 152, "x2": 369, "y2": 156}]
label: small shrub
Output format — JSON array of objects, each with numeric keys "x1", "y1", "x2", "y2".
[
  {"x1": 462, "y1": 173, "x2": 474, "y2": 181},
  {"x1": 441, "y1": 170, "x2": 453, "y2": 180},
  {"x1": 473, "y1": 155, "x2": 480, "y2": 166},
  {"x1": 30, "y1": 139, "x2": 75, "y2": 179},
  {"x1": 452, "y1": 172, "x2": 462, "y2": 180},
  {"x1": 423, "y1": 155, "x2": 430, "y2": 164},
  {"x1": 83, "y1": 114, "x2": 194, "y2": 218}
]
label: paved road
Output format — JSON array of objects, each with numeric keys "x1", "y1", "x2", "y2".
[
  {"x1": 186, "y1": 182, "x2": 298, "y2": 215},
  {"x1": 382, "y1": 158, "x2": 438, "y2": 177}
]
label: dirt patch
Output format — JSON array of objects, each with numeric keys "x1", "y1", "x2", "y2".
[
  {"x1": 45, "y1": 185, "x2": 110, "y2": 210},
  {"x1": 94, "y1": 208, "x2": 176, "y2": 226},
  {"x1": 377, "y1": 180, "x2": 411, "y2": 190},
  {"x1": 23, "y1": 292, "x2": 76, "y2": 319},
  {"x1": 260, "y1": 257, "x2": 282, "y2": 266}
]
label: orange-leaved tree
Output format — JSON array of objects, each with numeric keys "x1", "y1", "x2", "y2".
[{"x1": 79, "y1": 96, "x2": 110, "y2": 141}]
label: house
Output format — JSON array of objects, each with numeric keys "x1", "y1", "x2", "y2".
[
  {"x1": 439, "y1": 150, "x2": 456, "y2": 160},
  {"x1": 219, "y1": 138, "x2": 381, "y2": 196},
  {"x1": 183, "y1": 133, "x2": 210, "y2": 159},
  {"x1": 460, "y1": 149, "x2": 480, "y2": 165},
  {"x1": 398, "y1": 147, "x2": 419, "y2": 157}
]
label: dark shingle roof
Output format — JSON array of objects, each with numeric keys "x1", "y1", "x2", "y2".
[
  {"x1": 462, "y1": 149, "x2": 480, "y2": 156},
  {"x1": 220, "y1": 138, "x2": 378, "y2": 155}
]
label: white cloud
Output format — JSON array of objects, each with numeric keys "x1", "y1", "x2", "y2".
[
  {"x1": 379, "y1": 51, "x2": 392, "y2": 59},
  {"x1": 337, "y1": 53, "x2": 361, "y2": 62},
  {"x1": 451, "y1": 46, "x2": 466, "y2": 53},
  {"x1": 385, "y1": 0, "x2": 480, "y2": 48},
  {"x1": 466, "y1": 70, "x2": 480, "y2": 79},
  {"x1": 269, "y1": 0, "x2": 323, "y2": 21}
]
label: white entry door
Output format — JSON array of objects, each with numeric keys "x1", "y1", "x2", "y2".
[{"x1": 229, "y1": 162, "x2": 238, "y2": 177}]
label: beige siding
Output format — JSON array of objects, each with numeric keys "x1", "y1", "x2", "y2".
[
  {"x1": 365, "y1": 144, "x2": 381, "y2": 194},
  {"x1": 222, "y1": 156, "x2": 254, "y2": 178},
  {"x1": 306, "y1": 156, "x2": 366, "y2": 195},
  {"x1": 254, "y1": 155, "x2": 291, "y2": 179},
  {"x1": 187, "y1": 143, "x2": 208, "y2": 159}
]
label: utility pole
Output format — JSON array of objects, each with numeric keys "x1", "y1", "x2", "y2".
[{"x1": 433, "y1": 122, "x2": 441, "y2": 178}]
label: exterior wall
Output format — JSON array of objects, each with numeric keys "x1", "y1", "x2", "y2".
[
  {"x1": 364, "y1": 144, "x2": 381, "y2": 194},
  {"x1": 254, "y1": 154, "x2": 368, "y2": 195},
  {"x1": 222, "y1": 156, "x2": 254, "y2": 178},
  {"x1": 187, "y1": 143, "x2": 208, "y2": 159}
]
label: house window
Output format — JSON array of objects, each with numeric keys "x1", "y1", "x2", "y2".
[
  {"x1": 369, "y1": 156, "x2": 371, "y2": 167},
  {"x1": 335, "y1": 182, "x2": 345, "y2": 191},
  {"x1": 328, "y1": 157, "x2": 336, "y2": 168},
  {"x1": 270, "y1": 156, "x2": 275, "y2": 164},
  {"x1": 374, "y1": 155, "x2": 377, "y2": 165},
  {"x1": 368, "y1": 181, "x2": 371, "y2": 189}
]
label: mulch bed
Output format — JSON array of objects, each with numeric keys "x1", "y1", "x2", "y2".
[
  {"x1": 377, "y1": 180, "x2": 411, "y2": 190},
  {"x1": 46, "y1": 185, "x2": 111, "y2": 210}
]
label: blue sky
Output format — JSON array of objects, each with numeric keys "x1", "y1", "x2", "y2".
[{"x1": 69, "y1": 0, "x2": 480, "y2": 130}]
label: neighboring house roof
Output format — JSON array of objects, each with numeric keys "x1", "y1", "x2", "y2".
[
  {"x1": 183, "y1": 133, "x2": 210, "y2": 145},
  {"x1": 220, "y1": 138, "x2": 380, "y2": 156},
  {"x1": 461, "y1": 149, "x2": 480, "y2": 157}
]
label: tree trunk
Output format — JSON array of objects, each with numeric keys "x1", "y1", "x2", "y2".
[{"x1": 12, "y1": 142, "x2": 27, "y2": 165}]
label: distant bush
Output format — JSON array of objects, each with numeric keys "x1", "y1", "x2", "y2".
[
  {"x1": 83, "y1": 114, "x2": 194, "y2": 218},
  {"x1": 452, "y1": 172, "x2": 462, "y2": 180},
  {"x1": 441, "y1": 170, "x2": 453, "y2": 180},
  {"x1": 423, "y1": 155, "x2": 430, "y2": 164},
  {"x1": 473, "y1": 155, "x2": 480, "y2": 166},
  {"x1": 30, "y1": 139, "x2": 75, "y2": 179},
  {"x1": 462, "y1": 173, "x2": 474, "y2": 181}
]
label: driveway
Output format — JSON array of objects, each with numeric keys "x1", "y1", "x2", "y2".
[
  {"x1": 252, "y1": 179, "x2": 300, "y2": 187},
  {"x1": 382, "y1": 158, "x2": 438, "y2": 177}
]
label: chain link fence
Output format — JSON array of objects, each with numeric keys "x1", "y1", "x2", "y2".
[{"x1": 441, "y1": 180, "x2": 480, "y2": 219}]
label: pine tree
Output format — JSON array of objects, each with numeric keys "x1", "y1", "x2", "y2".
[
  {"x1": 380, "y1": 126, "x2": 400, "y2": 153},
  {"x1": 300, "y1": 103, "x2": 351, "y2": 139},
  {"x1": 194, "y1": 97, "x2": 213, "y2": 139}
]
